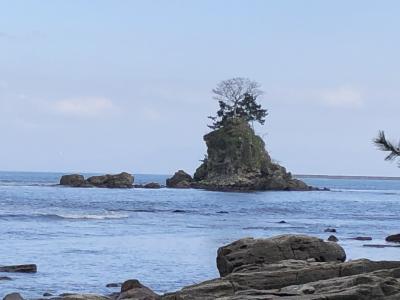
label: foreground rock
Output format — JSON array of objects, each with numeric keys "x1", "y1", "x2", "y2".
[
  {"x1": 3, "y1": 293, "x2": 23, "y2": 300},
  {"x1": 216, "y1": 235, "x2": 346, "y2": 276},
  {"x1": 167, "y1": 118, "x2": 311, "y2": 191},
  {"x1": 0, "y1": 264, "x2": 37, "y2": 273},
  {"x1": 162, "y1": 234, "x2": 400, "y2": 300},
  {"x1": 60, "y1": 172, "x2": 133, "y2": 189},
  {"x1": 25, "y1": 234, "x2": 400, "y2": 300},
  {"x1": 53, "y1": 280, "x2": 159, "y2": 300},
  {"x1": 118, "y1": 279, "x2": 160, "y2": 299}
]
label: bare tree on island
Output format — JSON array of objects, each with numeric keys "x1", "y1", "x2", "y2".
[
  {"x1": 208, "y1": 77, "x2": 268, "y2": 129},
  {"x1": 374, "y1": 131, "x2": 400, "y2": 166}
]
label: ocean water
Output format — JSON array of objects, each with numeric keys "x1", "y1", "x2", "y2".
[{"x1": 0, "y1": 171, "x2": 400, "y2": 298}]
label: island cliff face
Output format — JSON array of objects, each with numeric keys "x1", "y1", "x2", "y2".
[{"x1": 168, "y1": 118, "x2": 310, "y2": 191}]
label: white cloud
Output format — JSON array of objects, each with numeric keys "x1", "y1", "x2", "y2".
[
  {"x1": 53, "y1": 97, "x2": 117, "y2": 117},
  {"x1": 318, "y1": 87, "x2": 363, "y2": 108}
]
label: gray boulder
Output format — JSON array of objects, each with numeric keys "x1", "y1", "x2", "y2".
[
  {"x1": 60, "y1": 174, "x2": 86, "y2": 187},
  {"x1": 87, "y1": 172, "x2": 133, "y2": 188},
  {"x1": 216, "y1": 235, "x2": 346, "y2": 276}
]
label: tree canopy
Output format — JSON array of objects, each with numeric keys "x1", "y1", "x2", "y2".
[
  {"x1": 208, "y1": 77, "x2": 268, "y2": 129},
  {"x1": 374, "y1": 131, "x2": 400, "y2": 166}
]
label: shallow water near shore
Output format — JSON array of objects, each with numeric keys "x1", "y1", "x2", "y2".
[{"x1": 0, "y1": 171, "x2": 400, "y2": 298}]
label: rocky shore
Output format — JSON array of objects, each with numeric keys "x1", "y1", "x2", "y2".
[
  {"x1": 4, "y1": 234, "x2": 400, "y2": 300},
  {"x1": 167, "y1": 118, "x2": 312, "y2": 191}
]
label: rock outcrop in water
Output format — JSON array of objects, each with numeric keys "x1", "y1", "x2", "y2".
[
  {"x1": 167, "y1": 118, "x2": 310, "y2": 191},
  {"x1": 60, "y1": 172, "x2": 133, "y2": 189}
]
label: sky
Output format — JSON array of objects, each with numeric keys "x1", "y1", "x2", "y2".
[{"x1": 0, "y1": 0, "x2": 399, "y2": 176}]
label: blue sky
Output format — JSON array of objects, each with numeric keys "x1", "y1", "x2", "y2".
[{"x1": 0, "y1": 0, "x2": 399, "y2": 176}]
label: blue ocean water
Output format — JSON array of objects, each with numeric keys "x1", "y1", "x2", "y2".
[{"x1": 0, "y1": 171, "x2": 399, "y2": 298}]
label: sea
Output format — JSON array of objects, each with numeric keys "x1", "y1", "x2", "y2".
[{"x1": 0, "y1": 171, "x2": 399, "y2": 298}]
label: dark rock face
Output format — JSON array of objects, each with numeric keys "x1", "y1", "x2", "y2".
[
  {"x1": 191, "y1": 118, "x2": 311, "y2": 191},
  {"x1": 386, "y1": 234, "x2": 400, "y2": 243},
  {"x1": 216, "y1": 235, "x2": 346, "y2": 277},
  {"x1": 60, "y1": 172, "x2": 133, "y2": 188},
  {"x1": 3, "y1": 293, "x2": 23, "y2": 300},
  {"x1": 162, "y1": 235, "x2": 400, "y2": 300},
  {"x1": 166, "y1": 170, "x2": 193, "y2": 188},
  {"x1": 60, "y1": 174, "x2": 86, "y2": 187},
  {"x1": 0, "y1": 264, "x2": 37, "y2": 273}
]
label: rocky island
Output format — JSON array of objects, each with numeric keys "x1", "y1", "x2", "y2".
[
  {"x1": 167, "y1": 118, "x2": 311, "y2": 191},
  {"x1": 60, "y1": 172, "x2": 134, "y2": 188},
  {"x1": 166, "y1": 78, "x2": 311, "y2": 192}
]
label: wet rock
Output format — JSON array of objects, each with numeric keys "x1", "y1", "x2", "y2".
[
  {"x1": 42, "y1": 293, "x2": 53, "y2": 297},
  {"x1": 86, "y1": 172, "x2": 133, "y2": 188},
  {"x1": 324, "y1": 228, "x2": 336, "y2": 233},
  {"x1": 327, "y1": 235, "x2": 338, "y2": 242},
  {"x1": 118, "y1": 279, "x2": 160, "y2": 300},
  {"x1": 351, "y1": 236, "x2": 373, "y2": 241},
  {"x1": 166, "y1": 170, "x2": 193, "y2": 188},
  {"x1": 278, "y1": 220, "x2": 287, "y2": 224},
  {"x1": 143, "y1": 182, "x2": 161, "y2": 189},
  {"x1": 0, "y1": 276, "x2": 12, "y2": 280},
  {"x1": 386, "y1": 233, "x2": 400, "y2": 243},
  {"x1": 55, "y1": 294, "x2": 110, "y2": 300},
  {"x1": 216, "y1": 211, "x2": 229, "y2": 214},
  {"x1": 60, "y1": 174, "x2": 86, "y2": 187},
  {"x1": 3, "y1": 293, "x2": 23, "y2": 300},
  {"x1": 216, "y1": 234, "x2": 346, "y2": 277},
  {"x1": 0, "y1": 264, "x2": 37, "y2": 273},
  {"x1": 363, "y1": 244, "x2": 400, "y2": 248},
  {"x1": 106, "y1": 283, "x2": 121, "y2": 288},
  {"x1": 172, "y1": 210, "x2": 186, "y2": 213},
  {"x1": 163, "y1": 259, "x2": 400, "y2": 300}
]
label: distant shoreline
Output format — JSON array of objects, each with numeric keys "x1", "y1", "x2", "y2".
[{"x1": 296, "y1": 174, "x2": 400, "y2": 180}]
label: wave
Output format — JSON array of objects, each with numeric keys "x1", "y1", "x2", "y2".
[{"x1": 0, "y1": 212, "x2": 129, "y2": 220}]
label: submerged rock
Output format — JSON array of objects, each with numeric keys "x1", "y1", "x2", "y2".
[
  {"x1": 189, "y1": 118, "x2": 310, "y2": 191},
  {"x1": 0, "y1": 264, "x2": 37, "y2": 273},
  {"x1": 351, "y1": 236, "x2": 373, "y2": 241},
  {"x1": 166, "y1": 170, "x2": 192, "y2": 188}
]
